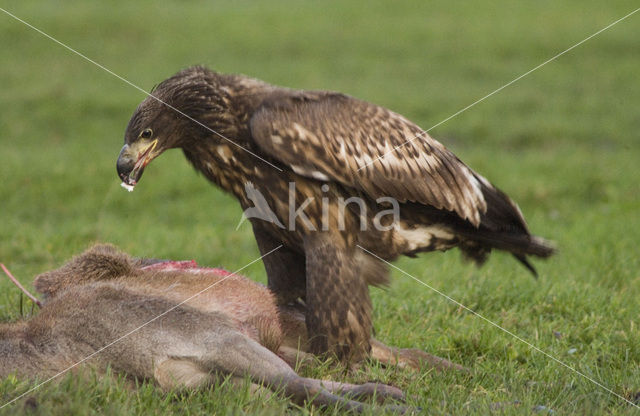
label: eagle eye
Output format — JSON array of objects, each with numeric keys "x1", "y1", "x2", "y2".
[{"x1": 140, "y1": 128, "x2": 153, "y2": 139}]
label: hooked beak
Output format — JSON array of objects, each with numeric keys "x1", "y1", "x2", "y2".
[{"x1": 116, "y1": 139, "x2": 159, "y2": 191}]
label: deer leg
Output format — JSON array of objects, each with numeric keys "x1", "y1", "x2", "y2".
[
  {"x1": 277, "y1": 345, "x2": 321, "y2": 370},
  {"x1": 154, "y1": 359, "x2": 281, "y2": 401},
  {"x1": 311, "y1": 380, "x2": 405, "y2": 404},
  {"x1": 371, "y1": 338, "x2": 469, "y2": 373},
  {"x1": 195, "y1": 331, "x2": 409, "y2": 413},
  {"x1": 276, "y1": 346, "x2": 404, "y2": 403},
  {"x1": 154, "y1": 358, "x2": 213, "y2": 391}
]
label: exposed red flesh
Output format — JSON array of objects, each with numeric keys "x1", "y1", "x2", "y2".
[{"x1": 141, "y1": 260, "x2": 232, "y2": 277}]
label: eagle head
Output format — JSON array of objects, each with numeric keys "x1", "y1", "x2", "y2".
[{"x1": 117, "y1": 66, "x2": 228, "y2": 190}]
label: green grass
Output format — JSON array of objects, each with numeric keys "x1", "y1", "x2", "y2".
[{"x1": 1, "y1": 0, "x2": 640, "y2": 414}]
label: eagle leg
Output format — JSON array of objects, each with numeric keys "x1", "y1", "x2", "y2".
[
  {"x1": 251, "y1": 221, "x2": 306, "y2": 305},
  {"x1": 303, "y1": 233, "x2": 372, "y2": 363}
]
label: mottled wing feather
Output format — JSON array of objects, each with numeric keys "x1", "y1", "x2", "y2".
[{"x1": 250, "y1": 92, "x2": 487, "y2": 226}]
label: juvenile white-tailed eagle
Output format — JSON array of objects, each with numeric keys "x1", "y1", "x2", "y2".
[{"x1": 117, "y1": 66, "x2": 554, "y2": 362}]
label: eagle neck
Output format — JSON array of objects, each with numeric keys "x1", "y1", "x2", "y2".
[
  {"x1": 182, "y1": 138, "x2": 270, "y2": 200},
  {"x1": 180, "y1": 74, "x2": 282, "y2": 198}
]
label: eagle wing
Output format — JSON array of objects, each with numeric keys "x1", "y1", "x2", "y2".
[{"x1": 249, "y1": 91, "x2": 487, "y2": 226}]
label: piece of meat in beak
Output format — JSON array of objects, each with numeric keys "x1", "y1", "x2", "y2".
[{"x1": 116, "y1": 139, "x2": 158, "y2": 192}]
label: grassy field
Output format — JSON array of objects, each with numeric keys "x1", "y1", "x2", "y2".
[{"x1": 1, "y1": 0, "x2": 640, "y2": 414}]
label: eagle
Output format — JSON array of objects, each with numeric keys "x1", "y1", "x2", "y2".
[{"x1": 116, "y1": 66, "x2": 554, "y2": 362}]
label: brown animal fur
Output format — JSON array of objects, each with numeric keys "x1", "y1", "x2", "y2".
[
  {"x1": 33, "y1": 244, "x2": 465, "y2": 372},
  {"x1": 1, "y1": 244, "x2": 465, "y2": 411},
  {"x1": 3, "y1": 254, "x2": 409, "y2": 412}
]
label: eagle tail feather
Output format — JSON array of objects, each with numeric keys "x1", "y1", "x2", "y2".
[
  {"x1": 472, "y1": 232, "x2": 556, "y2": 258},
  {"x1": 459, "y1": 231, "x2": 555, "y2": 273},
  {"x1": 513, "y1": 253, "x2": 538, "y2": 278},
  {"x1": 458, "y1": 177, "x2": 556, "y2": 275}
]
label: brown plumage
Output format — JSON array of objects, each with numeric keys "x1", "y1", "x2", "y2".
[{"x1": 116, "y1": 66, "x2": 554, "y2": 362}]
